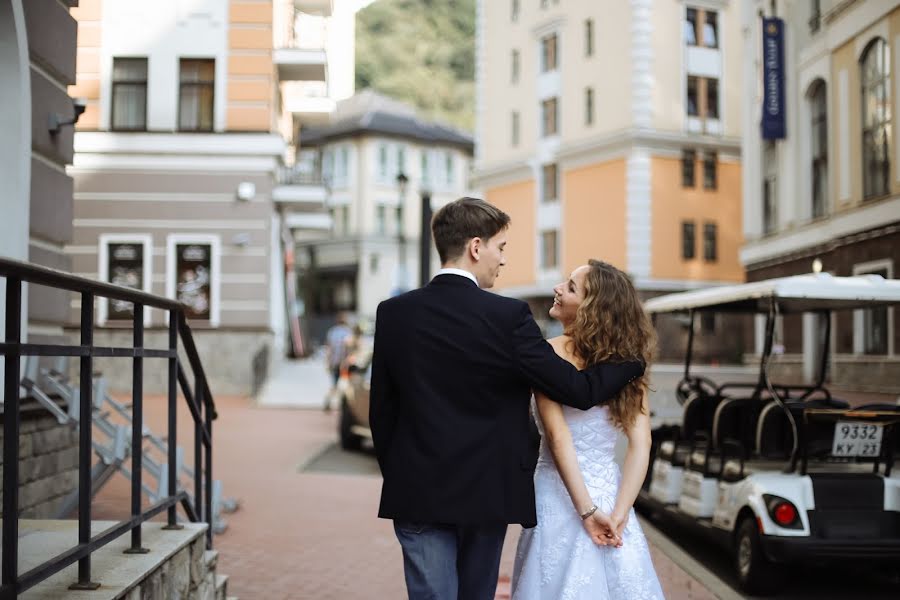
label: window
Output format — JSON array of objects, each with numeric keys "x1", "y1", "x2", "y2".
[
  {"x1": 541, "y1": 34, "x2": 558, "y2": 72},
  {"x1": 703, "y1": 11, "x2": 718, "y2": 48},
  {"x1": 111, "y1": 57, "x2": 148, "y2": 131},
  {"x1": 445, "y1": 151, "x2": 454, "y2": 186},
  {"x1": 397, "y1": 146, "x2": 406, "y2": 178},
  {"x1": 585, "y1": 87, "x2": 594, "y2": 126},
  {"x1": 703, "y1": 151, "x2": 717, "y2": 190},
  {"x1": 379, "y1": 144, "x2": 389, "y2": 179},
  {"x1": 511, "y1": 0, "x2": 519, "y2": 22},
  {"x1": 685, "y1": 8, "x2": 699, "y2": 45},
  {"x1": 809, "y1": 0, "x2": 821, "y2": 33},
  {"x1": 540, "y1": 0, "x2": 549, "y2": 8},
  {"x1": 511, "y1": 49, "x2": 520, "y2": 83},
  {"x1": 421, "y1": 151, "x2": 430, "y2": 186},
  {"x1": 99, "y1": 235, "x2": 152, "y2": 325},
  {"x1": 585, "y1": 19, "x2": 594, "y2": 57},
  {"x1": 706, "y1": 78, "x2": 719, "y2": 119},
  {"x1": 376, "y1": 205, "x2": 386, "y2": 235},
  {"x1": 682, "y1": 221, "x2": 696, "y2": 260},
  {"x1": 763, "y1": 142, "x2": 778, "y2": 234},
  {"x1": 542, "y1": 163, "x2": 558, "y2": 203},
  {"x1": 541, "y1": 97, "x2": 558, "y2": 136},
  {"x1": 541, "y1": 230, "x2": 559, "y2": 269},
  {"x1": 178, "y1": 59, "x2": 214, "y2": 132},
  {"x1": 861, "y1": 38, "x2": 891, "y2": 200},
  {"x1": 687, "y1": 76, "x2": 699, "y2": 116},
  {"x1": 682, "y1": 149, "x2": 696, "y2": 187},
  {"x1": 167, "y1": 237, "x2": 219, "y2": 325},
  {"x1": 701, "y1": 312, "x2": 716, "y2": 333},
  {"x1": 511, "y1": 111, "x2": 520, "y2": 146},
  {"x1": 810, "y1": 80, "x2": 828, "y2": 218},
  {"x1": 703, "y1": 222, "x2": 717, "y2": 261}
]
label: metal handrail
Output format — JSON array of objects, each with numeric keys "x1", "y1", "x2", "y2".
[{"x1": 0, "y1": 256, "x2": 217, "y2": 597}]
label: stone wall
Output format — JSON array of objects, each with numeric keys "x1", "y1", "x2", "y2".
[
  {"x1": 122, "y1": 533, "x2": 226, "y2": 600},
  {"x1": 0, "y1": 402, "x2": 79, "y2": 518}
]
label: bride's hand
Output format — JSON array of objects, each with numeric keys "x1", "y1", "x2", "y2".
[
  {"x1": 611, "y1": 509, "x2": 630, "y2": 539},
  {"x1": 582, "y1": 510, "x2": 622, "y2": 547}
]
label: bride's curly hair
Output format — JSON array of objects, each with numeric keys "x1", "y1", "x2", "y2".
[{"x1": 565, "y1": 259, "x2": 656, "y2": 430}]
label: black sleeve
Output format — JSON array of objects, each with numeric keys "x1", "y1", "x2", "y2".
[
  {"x1": 369, "y1": 303, "x2": 396, "y2": 472},
  {"x1": 512, "y1": 303, "x2": 644, "y2": 410}
]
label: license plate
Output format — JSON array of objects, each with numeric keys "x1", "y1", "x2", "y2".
[{"x1": 831, "y1": 421, "x2": 883, "y2": 457}]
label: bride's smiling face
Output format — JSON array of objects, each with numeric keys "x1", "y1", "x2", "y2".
[{"x1": 549, "y1": 265, "x2": 590, "y2": 326}]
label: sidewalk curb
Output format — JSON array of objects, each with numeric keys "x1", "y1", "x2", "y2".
[
  {"x1": 638, "y1": 516, "x2": 745, "y2": 600},
  {"x1": 296, "y1": 440, "x2": 339, "y2": 473}
]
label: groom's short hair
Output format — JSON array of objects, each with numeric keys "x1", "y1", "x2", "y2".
[{"x1": 432, "y1": 197, "x2": 511, "y2": 263}]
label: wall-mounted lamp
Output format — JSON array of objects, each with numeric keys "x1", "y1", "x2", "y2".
[
  {"x1": 812, "y1": 258, "x2": 823, "y2": 274},
  {"x1": 48, "y1": 98, "x2": 87, "y2": 135},
  {"x1": 236, "y1": 181, "x2": 256, "y2": 202}
]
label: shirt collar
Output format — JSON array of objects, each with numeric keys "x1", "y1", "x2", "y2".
[{"x1": 435, "y1": 267, "x2": 479, "y2": 287}]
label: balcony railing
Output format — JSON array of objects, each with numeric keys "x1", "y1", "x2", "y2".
[
  {"x1": 277, "y1": 165, "x2": 326, "y2": 186},
  {"x1": 0, "y1": 257, "x2": 217, "y2": 597}
]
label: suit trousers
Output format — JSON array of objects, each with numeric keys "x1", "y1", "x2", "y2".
[{"x1": 393, "y1": 520, "x2": 508, "y2": 600}]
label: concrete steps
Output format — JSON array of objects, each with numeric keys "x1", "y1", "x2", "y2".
[{"x1": 0, "y1": 519, "x2": 234, "y2": 599}]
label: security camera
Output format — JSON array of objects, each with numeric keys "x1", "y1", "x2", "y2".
[{"x1": 48, "y1": 97, "x2": 88, "y2": 134}]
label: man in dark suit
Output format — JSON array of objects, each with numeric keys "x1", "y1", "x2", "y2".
[{"x1": 370, "y1": 197, "x2": 644, "y2": 599}]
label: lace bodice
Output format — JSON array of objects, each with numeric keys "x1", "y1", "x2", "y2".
[{"x1": 535, "y1": 403, "x2": 621, "y2": 491}]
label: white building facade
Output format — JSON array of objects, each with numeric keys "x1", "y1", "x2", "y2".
[{"x1": 740, "y1": 0, "x2": 900, "y2": 391}]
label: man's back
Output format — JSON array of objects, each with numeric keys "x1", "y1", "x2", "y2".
[{"x1": 372, "y1": 274, "x2": 543, "y2": 525}]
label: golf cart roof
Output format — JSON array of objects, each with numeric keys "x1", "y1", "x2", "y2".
[{"x1": 644, "y1": 273, "x2": 900, "y2": 314}]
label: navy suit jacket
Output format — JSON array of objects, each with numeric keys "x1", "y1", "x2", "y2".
[{"x1": 369, "y1": 274, "x2": 643, "y2": 527}]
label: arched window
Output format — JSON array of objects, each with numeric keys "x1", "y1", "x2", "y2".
[
  {"x1": 861, "y1": 38, "x2": 891, "y2": 199},
  {"x1": 809, "y1": 80, "x2": 827, "y2": 218}
]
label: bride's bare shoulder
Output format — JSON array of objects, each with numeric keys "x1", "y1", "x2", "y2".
[{"x1": 547, "y1": 335, "x2": 573, "y2": 356}]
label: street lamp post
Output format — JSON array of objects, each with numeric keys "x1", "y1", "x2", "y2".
[
  {"x1": 419, "y1": 188, "x2": 432, "y2": 287},
  {"x1": 395, "y1": 172, "x2": 409, "y2": 295}
]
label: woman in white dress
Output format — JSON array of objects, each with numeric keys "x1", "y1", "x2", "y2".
[{"x1": 512, "y1": 260, "x2": 665, "y2": 600}]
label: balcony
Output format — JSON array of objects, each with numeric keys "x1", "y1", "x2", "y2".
[
  {"x1": 274, "y1": 3, "x2": 327, "y2": 82},
  {"x1": 273, "y1": 165, "x2": 328, "y2": 207},
  {"x1": 283, "y1": 81, "x2": 335, "y2": 123}
]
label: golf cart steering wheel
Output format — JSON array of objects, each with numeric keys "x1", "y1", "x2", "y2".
[{"x1": 675, "y1": 376, "x2": 719, "y2": 405}]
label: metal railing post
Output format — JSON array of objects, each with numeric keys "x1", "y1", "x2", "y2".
[
  {"x1": 194, "y1": 382, "x2": 204, "y2": 523},
  {"x1": 205, "y1": 392, "x2": 213, "y2": 548},
  {"x1": 125, "y1": 305, "x2": 150, "y2": 553},
  {"x1": 70, "y1": 293, "x2": 100, "y2": 590},
  {"x1": 164, "y1": 313, "x2": 182, "y2": 530},
  {"x1": 2, "y1": 278, "x2": 22, "y2": 590}
]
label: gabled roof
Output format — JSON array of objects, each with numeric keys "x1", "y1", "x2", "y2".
[
  {"x1": 643, "y1": 273, "x2": 900, "y2": 314},
  {"x1": 299, "y1": 89, "x2": 474, "y2": 150}
]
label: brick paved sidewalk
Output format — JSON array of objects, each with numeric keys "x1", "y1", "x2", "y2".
[{"x1": 92, "y1": 395, "x2": 718, "y2": 599}]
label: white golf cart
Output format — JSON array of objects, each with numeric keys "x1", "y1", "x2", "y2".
[{"x1": 638, "y1": 273, "x2": 900, "y2": 595}]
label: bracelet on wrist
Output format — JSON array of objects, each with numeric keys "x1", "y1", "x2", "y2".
[{"x1": 579, "y1": 504, "x2": 598, "y2": 520}]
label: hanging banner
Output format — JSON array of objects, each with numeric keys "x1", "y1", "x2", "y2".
[{"x1": 761, "y1": 17, "x2": 786, "y2": 139}]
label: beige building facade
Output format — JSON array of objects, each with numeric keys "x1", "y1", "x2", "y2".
[
  {"x1": 67, "y1": 0, "x2": 358, "y2": 394},
  {"x1": 474, "y1": 0, "x2": 745, "y2": 359},
  {"x1": 741, "y1": 0, "x2": 900, "y2": 391}
]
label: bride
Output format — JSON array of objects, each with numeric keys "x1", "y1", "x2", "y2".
[{"x1": 512, "y1": 260, "x2": 664, "y2": 599}]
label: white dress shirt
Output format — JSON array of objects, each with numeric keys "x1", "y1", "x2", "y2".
[{"x1": 435, "y1": 267, "x2": 479, "y2": 287}]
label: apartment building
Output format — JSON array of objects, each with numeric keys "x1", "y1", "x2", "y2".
[
  {"x1": 474, "y1": 0, "x2": 744, "y2": 359},
  {"x1": 294, "y1": 91, "x2": 474, "y2": 337},
  {"x1": 67, "y1": 0, "x2": 358, "y2": 394},
  {"x1": 741, "y1": 0, "x2": 900, "y2": 391}
]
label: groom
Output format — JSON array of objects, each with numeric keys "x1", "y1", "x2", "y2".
[{"x1": 370, "y1": 197, "x2": 643, "y2": 599}]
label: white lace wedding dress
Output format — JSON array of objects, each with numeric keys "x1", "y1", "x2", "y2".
[{"x1": 511, "y1": 403, "x2": 665, "y2": 600}]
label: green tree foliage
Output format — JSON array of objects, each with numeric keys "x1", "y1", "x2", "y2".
[{"x1": 355, "y1": 0, "x2": 475, "y2": 131}]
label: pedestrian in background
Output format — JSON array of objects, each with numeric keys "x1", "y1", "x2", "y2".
[{"x1": 324, "y1": 312, "x2": 352, "y2": 410}]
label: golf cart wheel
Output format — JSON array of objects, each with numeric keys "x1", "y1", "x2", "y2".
[
  {"x1": 339, "y1": 397, "x2": 362, "y2": 451},
  {"x1": 734, "y1": 517, "x2": 787, "y2": 596}
]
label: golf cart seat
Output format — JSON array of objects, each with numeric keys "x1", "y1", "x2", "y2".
[
  {"x1": 757, "y1": 397, "x2": 850, "y2": 459},
  {"x1": 657, "y1": 389, "x2": 725, "y2": 466},
  {"x1": 685, "y1": 396, "x2": 766, "y2": 477}
]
